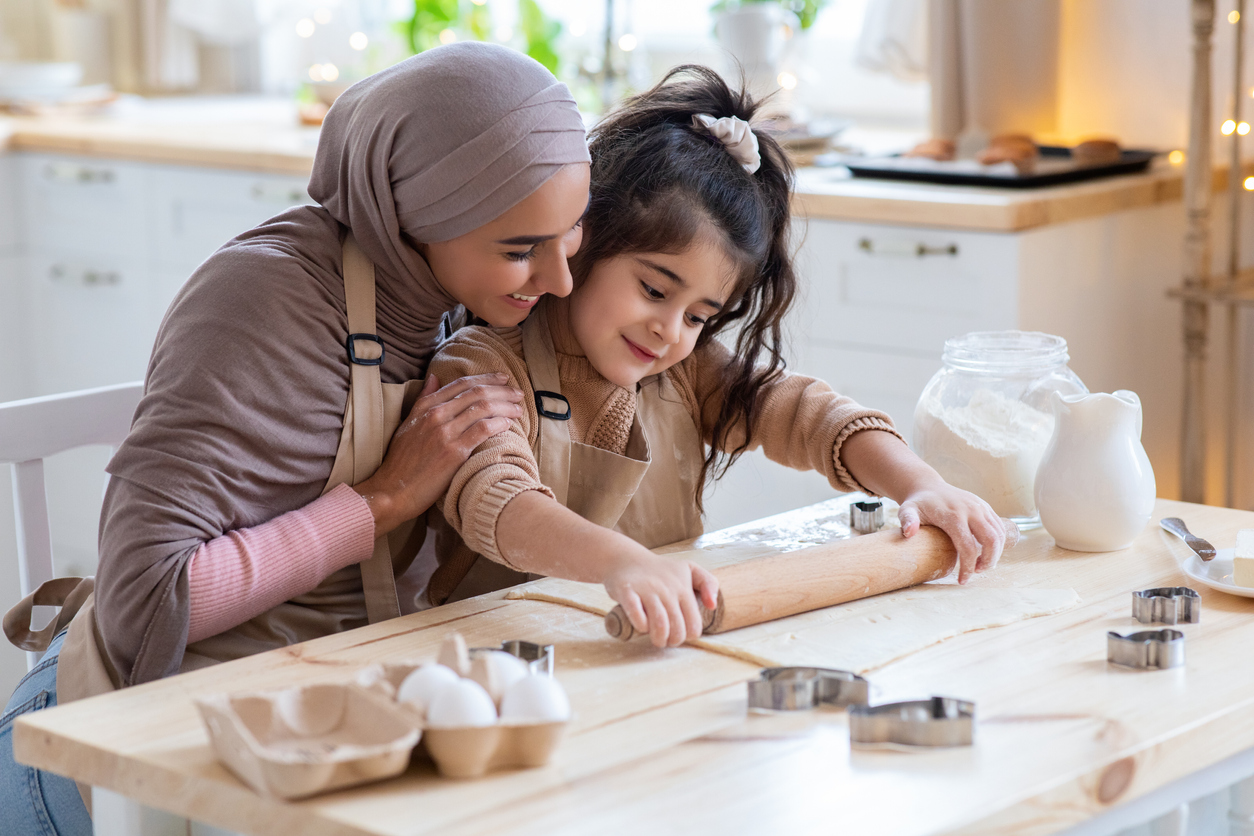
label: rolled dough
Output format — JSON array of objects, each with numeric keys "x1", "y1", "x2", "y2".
[{"x1": 507, "y1": 579, "x2": 1080, "y2": 674}]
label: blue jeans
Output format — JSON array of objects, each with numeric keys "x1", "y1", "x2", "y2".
[{"x1": 0, "y1": 631, "x2": 92, "y2": 836}]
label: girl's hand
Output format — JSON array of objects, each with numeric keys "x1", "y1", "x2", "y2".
[
  {"x1": 603, "y1": 552, "x2": 719, "y2": 648},
  {"x1": 354, "y1": 373, "x2": 524, "y2": 537},
  {"x1": 898, "y1": 478, "x2": 1013, "y2": 584}
]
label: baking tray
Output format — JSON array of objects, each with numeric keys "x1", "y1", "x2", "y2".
[{"x1": 843, "y1": 146, "x2": 1157, "y2": 189}]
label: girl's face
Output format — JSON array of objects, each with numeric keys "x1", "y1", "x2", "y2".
[
  {"x1": 419, "y1": 163, "x2": 590, "y2": 327},
  {"x1": 567, "y1": 231, "x2": 737, "y2": 389}
]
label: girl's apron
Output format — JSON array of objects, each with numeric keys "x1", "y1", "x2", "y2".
[
  {"x1": 426, "y1": 304, "x2": 706, "y2": 605},
  {"x1": 5, "y1": 233, "x2": 423, "y2": 724}
]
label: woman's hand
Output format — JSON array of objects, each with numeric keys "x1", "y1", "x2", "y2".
[
  {"x1": 353, "y1": 373, "x2": 523, "y2": 537},
  {"x1": 898, "y1": 477, "x2": 1013, "y2": 584},
  {"x1": 602, "y1": 552, "x2": 719, "y2": 648}
]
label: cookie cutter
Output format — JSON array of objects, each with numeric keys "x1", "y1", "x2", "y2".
[
  {"x1": 1132, "y1": 587, "x2": 1200, "y2": 625},
  {"x1": 469, "y1": 640, "x2": 554, "y2": 676},
  {"x1": 747, "y1": 667, "x2": 870, "y2": 711},
  {"x1": 1107, "y1": 629, "x2": 1185, "y2": 670},
  {"x1": 849, "y1": 696, "x2": 975, "y2": 748},
  {"x1": 849, "y1": 500, "x2": 885, "y2": 534}
]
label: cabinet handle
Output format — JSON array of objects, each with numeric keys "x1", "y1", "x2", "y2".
[
  {"x1": 250, "y1": 182, "x2": 311, "y2": 205},
  {"x1": 858, "y1": 238, "x2": 958, "y2": 258},
  {"x1": 50, "y1": 265, "x2": 121, "y2": 286},
  {"x1": 42, "y1": 162, "x2": 116, "y2": 184}
]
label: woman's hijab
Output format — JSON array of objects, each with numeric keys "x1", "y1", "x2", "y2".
[{"x1": 96, "y1": 44, "x2": 589, "y2": 685}]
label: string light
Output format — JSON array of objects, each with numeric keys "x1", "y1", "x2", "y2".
[
  {"x1": 439, "y1": 28, "x2": 457, "y2": 44},
  {"x1": 349, "y1": 32, "x2": 368, "y2": 50},
  {"x1": 618, "y1": 33, "x2": 638, "y2": 51},
  {"x1": 1244, "y1": 176, "x2": 1254, "y2": 190},
  {"x1": 1223, "y1": 119, "x2": 1237, "y2": 135},
  {"x1": 1231, "y1": 10, "x2": 1242, "y2": 23},
  {"x1": 321, "y1": 63, "x2": 339, "y2": 81},
  {"x1": 309, "y1": 64, "x2": 324, "y2": 81},
  {"x1": 296, "y1": 18, "x2": 315, "y2": 37},
  {"x1": 1240, "y1": 122, "x2": 1251, "y2": 135},
  {"x1": 777, "y1": 71, "x2": 798, "y2": 90},
  {"x1": 1169, "y1": 149, "x2": 1186, "y2": 165}
]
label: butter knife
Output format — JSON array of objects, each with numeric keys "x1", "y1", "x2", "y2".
[{"x1": 1160, "y1": 517, "x2": 1217, "y2": 561}]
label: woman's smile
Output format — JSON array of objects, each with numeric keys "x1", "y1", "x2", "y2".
[{"x1": 503, "y1": 292, "x2": 541, "y2": 309}]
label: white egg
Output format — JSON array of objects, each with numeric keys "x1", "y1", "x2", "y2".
[
  {"x1": 425, "y1": 679, "x2": 498, "y2": 728},
  {"x1": 469, "y1": 651, "x2": 530, "y2": 706},
  {"x1": 499, "y1": 674, "x2": 571, "y2": 723},
  {"x1": 396, "y1": 663, "x2": 460, "y2": 719}
]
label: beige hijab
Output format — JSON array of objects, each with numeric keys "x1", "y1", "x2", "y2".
[{"x1": 95, "y1": 44, "x2": 589, "y2": 686}]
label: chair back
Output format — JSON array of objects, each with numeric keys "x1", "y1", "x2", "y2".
[{"x1": 0, "y1": 382, "x2": 143, "y2": 668}]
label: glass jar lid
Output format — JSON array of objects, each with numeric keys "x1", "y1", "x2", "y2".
[{"x1": 941, "y1": 331, "x2": 1070, "y2": 375}]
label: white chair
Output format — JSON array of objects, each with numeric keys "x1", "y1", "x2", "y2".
[{"x1": 0, "y1": 381, "x2": 143, "y2": 669}]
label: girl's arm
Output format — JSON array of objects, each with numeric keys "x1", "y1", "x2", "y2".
[{"x1": 496, "y1": 491, "x2": 718, "y2": 647}]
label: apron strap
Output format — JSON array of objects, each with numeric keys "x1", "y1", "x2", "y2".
[
  {"x1": 3, "y1": 576, "x2": 94, "y2": 653},
  {"x1": 521, "y1": 307, "x2": 572, "y2": 507},
  {"x1": 342, "y1": 233, "x2": 401, "y2": 623}
]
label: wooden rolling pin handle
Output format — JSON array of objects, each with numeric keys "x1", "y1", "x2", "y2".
[{"x1": 604, "y1": 600, "x2": 717, "y2": 642}]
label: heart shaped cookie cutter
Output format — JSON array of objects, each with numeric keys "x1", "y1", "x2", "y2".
[
  {"x1": 470, "y1": 640, "x2": 555, "y2": 676},
  {"x1": 1132, "y1": 587, "x2": 1200, "y2": 625},
  {"x1": 849, "y1": 696, "x2": 975, "y2": 748},
  {"x1": 1107, "y1": 628, "x2": 1185, "y2": 670},
  {"x1": 747, "y1": 667, "x2": 870, "y2": 711}
]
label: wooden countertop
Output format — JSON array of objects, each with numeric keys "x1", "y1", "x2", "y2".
[
  {"x1": 0, "y1": 97, "x2": 1207, "y2": 232},
  {"x1": 15, "y1": 496, "x2": 1254, "y2": 836}
]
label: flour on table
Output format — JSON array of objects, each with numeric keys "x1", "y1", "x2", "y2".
[
  {"x1": 914, "y1": 388, "x2": 1055, "y2": 518},
  {"x1": 507, "y1": 580, "x2": 1080, "y2": 674}
]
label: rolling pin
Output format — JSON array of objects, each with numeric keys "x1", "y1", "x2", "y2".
[{"x1": 604, "y1": 523, "x2": 1018, "y2": 641}]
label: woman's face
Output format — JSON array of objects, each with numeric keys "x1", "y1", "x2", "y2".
[
  {"x1": 419, "y1": 163, "x2": 590, "y2": 327},
  {"x1": 565, "y1": 231, "x2": 737, "y2": 389}
]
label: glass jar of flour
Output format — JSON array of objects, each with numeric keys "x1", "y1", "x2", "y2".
[{"x1": 912, "y1": 331, "x2": 1087, "y2": 529}]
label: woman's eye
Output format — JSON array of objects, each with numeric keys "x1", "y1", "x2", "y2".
[
  {"x1": 506, "y1": 247, "x2": 538, "y2": 262},
  {"x1": 640, "y1": 281, "x2": 664, "y2": 299}
]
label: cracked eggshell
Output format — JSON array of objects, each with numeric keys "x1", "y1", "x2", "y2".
[
  {"x1": 469, "y1": 651, "x2": 530, "y2": 707},
  {"x1": 396, "y1": 663, "x2": 460, "y2": 719},
  {"x1": 426, "y1": 679, "x2": 498, "y2": 728},
  {"x1": 499, "y1": 674, "x2": 571, "y2": 723}
]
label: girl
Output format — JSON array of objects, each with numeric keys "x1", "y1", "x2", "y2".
[
  {"x1": 1, "y1": 43, "x2": 588, "y2": 834},
  {"x1": 419, "y1": 66, "x2": 1010, "y2": 648}
]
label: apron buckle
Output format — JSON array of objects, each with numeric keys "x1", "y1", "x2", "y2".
[
  {"x1": 534, "y1": 390, "x2": 571, "y2": 420},
  {"x1": 346, "y1": 333, "x2": 386, "y2": 366}
]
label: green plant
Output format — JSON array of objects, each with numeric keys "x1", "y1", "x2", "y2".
[
  {"x1": 402, "y1": 0, "x2": 563, "y2": 74},
  {"x1": 710, "y1": 0, "x2": 829, "y2": 30}
]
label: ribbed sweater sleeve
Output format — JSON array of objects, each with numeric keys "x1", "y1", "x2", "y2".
[
  {"x1": 668, "y1": 340, "x2": 905, "y2": 495},
  {"x1": 427, "y1": 327, "x2": 553, "y2": 566},
  {"x1": 185, "y1": 483, "x2": 375, "y2": 643}
]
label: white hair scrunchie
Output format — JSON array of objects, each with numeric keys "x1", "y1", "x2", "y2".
[{"x1": 691, "y1": 113, "x2": 761, "y2": 174}]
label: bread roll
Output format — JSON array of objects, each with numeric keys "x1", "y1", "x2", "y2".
[
  {"x1": 1072, "y1": 138, "x2": 1122, "y2": 166},
  {"x1": 903, "y1": 138, "x2": 956, "y2": 161},
  {"x1": 977, "y1": 134, "x2": 1039, "y2": 173}
]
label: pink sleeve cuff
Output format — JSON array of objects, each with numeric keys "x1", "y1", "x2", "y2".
[{"x1": 186, "y1": 483, "x2": 376, "y2": 643}]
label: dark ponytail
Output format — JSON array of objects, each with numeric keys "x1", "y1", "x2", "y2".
[{"x1": 571, "y1": 65, "x2": 798, "y2": 510}]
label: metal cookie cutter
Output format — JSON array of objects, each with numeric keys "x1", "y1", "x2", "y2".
[
  {"x1": 849, "y1": 696, "x2": 975, "y2": 748},
  {"x1": 849, "y1": 500, "x2": 885, "y2": 534},
  {"x1": 469, "y1": 640, "x2": 554, "y2": 675},
  {"x1": 1132, "y1": 587, "x2": 1200, "y2": 625},
  {"x1": 747, "y1": 667, "x2": 869, "y2": 711},
  {"x1": 1107, "y1": 629, "x2": 1185, "y2": 670}
]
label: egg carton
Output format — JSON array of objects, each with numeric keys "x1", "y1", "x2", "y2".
[
  {"x1": 196, "y1": 682, "x2": 419, "y2": 800},
  {"x1": 354, "y1": 633, "x2": 569, "y2": 779}
]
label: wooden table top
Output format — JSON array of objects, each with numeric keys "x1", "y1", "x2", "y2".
[
  {"x1": 0, "y1": 97, "x2": 1216, "y2": 232},
  {"x1": 15, "y1": 497, "x2": 1254, "y2": 836}
]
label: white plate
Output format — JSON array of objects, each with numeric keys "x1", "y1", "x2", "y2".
[{"x1": 1181, "y1": 547, "x2": 1254, "y2": 598}]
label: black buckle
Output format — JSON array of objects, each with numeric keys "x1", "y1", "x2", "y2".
[
  {"x1": 534, "y1": 390, "x2": 571, "y2": 420},
  {"x1": 346, "y1": 333, "x2": 385, "y2": 366}
]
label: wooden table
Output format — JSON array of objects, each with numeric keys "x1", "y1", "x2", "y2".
[{"x1": 15, "y1": 497, "x2": 1254, "y2": 836}]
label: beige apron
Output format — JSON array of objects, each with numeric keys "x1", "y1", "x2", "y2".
[
  {"x1": 425, "y1": 304, "x2": 705, "y2": 605},
  {"x1": 6, "y1": 233, "x2": 419, "y2": 723}
]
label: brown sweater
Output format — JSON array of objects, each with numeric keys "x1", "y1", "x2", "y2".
[{"x1": 427, "y1": 321, "x2": 903, "y2": 565}]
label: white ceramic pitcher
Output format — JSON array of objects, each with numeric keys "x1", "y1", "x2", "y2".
[{"x1": 1034, "y1": 390, "x2": 1156, "y2": 551}]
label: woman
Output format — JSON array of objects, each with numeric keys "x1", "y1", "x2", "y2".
[{"x1": 0, "y1": 42, "x2": 590, "y2": 833}]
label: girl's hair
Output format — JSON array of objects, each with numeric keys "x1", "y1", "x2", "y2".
[{"x1": 570, "y1": 65, "x2": 797, "y2": 510}]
